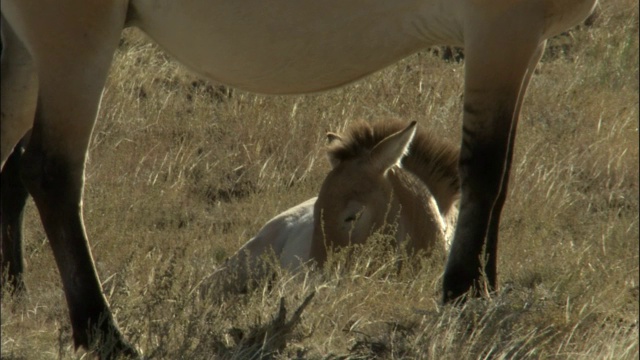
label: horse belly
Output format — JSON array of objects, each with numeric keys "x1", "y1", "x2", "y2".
[
  {"x1": 541, "y1": 0, "x2": 598, "y2": 38},
  {"x1": 129, "y1": 0, "x2": 451, "y2": 94}
]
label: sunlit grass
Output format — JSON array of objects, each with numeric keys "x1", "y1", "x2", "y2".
[{"x1": 2, "y1": 1, "x2": 638, "y2": 358}]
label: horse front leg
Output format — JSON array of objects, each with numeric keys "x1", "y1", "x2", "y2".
[
  {"x1": 442, "y1": 6, "x2": 545, "y2": 303},
  {"x1": 3, "y1": 2, "x2": 137, "y2": 357},
  {"x1": 21, "y1": 75, "x2": 138, "y2": 360}
]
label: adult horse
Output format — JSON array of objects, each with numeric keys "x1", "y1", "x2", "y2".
[{"x1": 1, "y1": 0, "x2": 598, "y2": 357}]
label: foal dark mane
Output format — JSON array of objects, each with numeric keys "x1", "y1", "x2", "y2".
[{"x1": 328, "y1": 119, "x2": 460, "y2": 190}]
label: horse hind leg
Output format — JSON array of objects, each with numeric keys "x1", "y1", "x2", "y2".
[
  {"x1": 483, "y1": 41, "x2": 547, "y2": 293},
  {"x1": 1, "y1": 139, "x2": 30, "y2": 294},
  {"x1": 1, "y1": 13, "x2": 38, "y2": 168},
  {"x1": 1, "y1": 13, "x2": 36, "y2": 296},
  {"x1": 5, "y1": 2, "x2": 137, "y2": 357},
  {"x1": 442, "y1": 6, "x2": 546, "y2": 303}
]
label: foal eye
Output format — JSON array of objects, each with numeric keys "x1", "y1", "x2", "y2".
[
  {"x1": 344, "y1": 213, "x2": 359, "y2": 223},
  {"x1": 344, "y1": 211, "x2": 362, "y2": 223}
]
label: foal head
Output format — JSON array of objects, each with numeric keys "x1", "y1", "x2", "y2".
[{"x1": 311, "y1": 120, "x2": 421, "y2": 264}]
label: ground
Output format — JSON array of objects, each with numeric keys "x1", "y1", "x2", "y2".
[{"x1": 1, "y1": 1, "x2": 638, "y2": 358}]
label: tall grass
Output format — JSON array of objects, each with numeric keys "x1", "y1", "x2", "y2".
[{"x1": 2, "y1": 1, "x2": 638, "y2": 358}]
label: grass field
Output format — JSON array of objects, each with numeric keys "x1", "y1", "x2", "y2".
[{"x1": 1, "y1": 1, "x2": 638, "y2": 359}]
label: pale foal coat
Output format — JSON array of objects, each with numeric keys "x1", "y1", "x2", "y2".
[
  {"x1": 217, "y1": 197, "x2": 316, "y2": 293},
  {"x1": 218, "y1": 193, "x2": 449, "y2": 294}
]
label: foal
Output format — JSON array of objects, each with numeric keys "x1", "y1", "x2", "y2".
[{"x1": 213, "y1": 120, "x2": 459, "y2": 293}]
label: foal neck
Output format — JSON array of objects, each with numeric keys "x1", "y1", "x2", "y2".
[
  {"x1": 399, "y1": 130, "x2": 460, "y2": 221},
  {"x1": 388, "y1": 169, "x2": 448, "y2": 254}
]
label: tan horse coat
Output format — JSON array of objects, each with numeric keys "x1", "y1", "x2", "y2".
[{"x1": 1, "y1": 0, "x2": 598, "y2": 355}]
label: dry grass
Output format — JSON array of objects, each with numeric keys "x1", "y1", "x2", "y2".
[{"x1": 2, "y1": 1, "x2": 638, "y2": 359}]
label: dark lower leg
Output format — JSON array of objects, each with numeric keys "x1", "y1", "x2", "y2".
[
  {"x1": 1, "y1": 142, "x2": 30, "y2": 293},
  {"x1": 442, "y1": 108, "x2": 512, "y2": 303},
  {"x1": 443, "y1": 202, "x2": 494, "y2": 302},
  {"x1": 483, "y1": 43, "x2": 542, "y2": 289},
  {"x1": 20, "y1": 144, "x2": 137, "y2": 358},
  {"x1": 483, "y1": 125, "x2": 517, "y2": 291}
]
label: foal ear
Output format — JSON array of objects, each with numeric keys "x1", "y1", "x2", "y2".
[
  {"x1": 370, "y1": 121, "x2": 417, "y2": 173},
  {"x1": 326, "y1": 132, "x2": 343, "y2": 144},
  {"x1": 326, "y1": 132, "x2": 344, "y2": 168}
]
